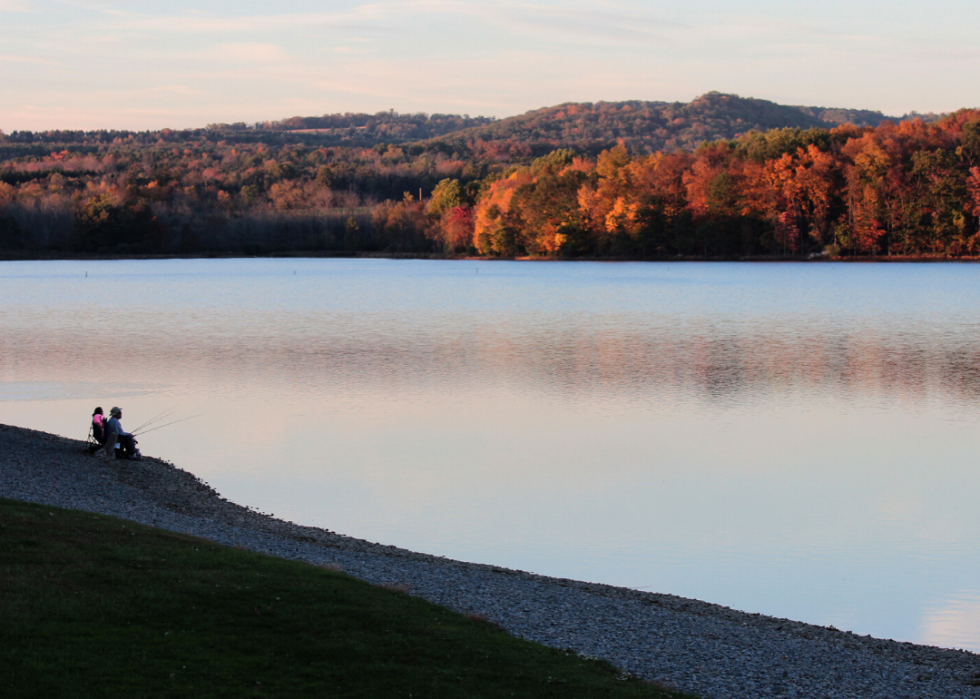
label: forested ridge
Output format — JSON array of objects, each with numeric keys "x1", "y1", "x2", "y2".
[
  {"x1": 420, "y1": 92, "x2": 939, "y2": 156},
  {"x1": 1, "y1": 93, "x2": 976, "y2": 260}
]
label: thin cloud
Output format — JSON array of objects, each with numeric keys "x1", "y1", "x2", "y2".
[
  {"x1": 103, "y1": 8, "x2": 372, "y2": 33},
  {"x1": 698, "y1": 14, "x2": 895, "y2": 53},
  {"x1": 489, "y1": 4, "x2": 687, "y2": 44},
  {"x1": 906, "y1": 45, "x2": 980, "y2": 61},
  {"x1": 0, "y1": 54, "x2": 60, "y2": 65},
  {"x1": 135, "y1": 85, "x2": 205, "y2": 96},
  {"x1": 195, "y1": 43, "x2": 291, "y2": 64},
  {"x1": 94, "y1": 0, "x2": 684, "y2": 46}
]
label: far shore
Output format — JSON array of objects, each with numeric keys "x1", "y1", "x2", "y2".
[
  {"x1": 3, "y1": 250, "x2": 980, "y2": 263},
  {"x1": 2, "y1": 422, "x2": 980, "y2": 699}
]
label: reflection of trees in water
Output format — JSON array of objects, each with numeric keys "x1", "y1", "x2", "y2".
[
  {"x1": 8, "y1": 322, "x2": 980, "y2": 404},
  {"x1": 458, "y1": 324, "x2": 980, "y2": 405},
  {"x1": 445, "y1": 325, "x2": 980, "y2": 405},
  {"x1": 943, "y1": 348, "x2": 980, "y2": 399}
]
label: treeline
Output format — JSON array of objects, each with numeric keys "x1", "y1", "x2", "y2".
[
  {"x1": 267, "y1": 111, "x2": 495, "y2": 140},
  {"x1": 420, "y1": 112, "x2": 980, "y2": 258},
  {"x1": 0, "y1": 139, "x2": 487, "y2": 255},
  {"x1": 1, "y1": 110, "x2": 979, "y2": 258},
  {"x1": 0, "y1": 111, "x2": 496, "y2": 154}
]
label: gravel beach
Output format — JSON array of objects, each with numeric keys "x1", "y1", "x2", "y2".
[{"x1": 2, "y1": 423, "x2": 978, "y2": 699}]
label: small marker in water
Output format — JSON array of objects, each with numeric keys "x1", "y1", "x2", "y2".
[{"x1": 85, "y1": 271, "x2": 88, "y2": 277}]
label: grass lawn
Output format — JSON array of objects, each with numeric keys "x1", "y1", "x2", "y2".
[{"x1": 0, "y1": 498, "x2": 694, "y2": 698}]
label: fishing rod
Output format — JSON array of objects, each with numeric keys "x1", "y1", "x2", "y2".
[
  {"x1": 133, "y1": 414, "x2": 203, "y2": 437},
  {"x1": 132, "y1": 406, "x2": 176, "y2": 434}
]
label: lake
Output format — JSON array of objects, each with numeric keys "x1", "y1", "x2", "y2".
[{"x1": 2, "y1": 258, "x2": 979, "y2": 651}]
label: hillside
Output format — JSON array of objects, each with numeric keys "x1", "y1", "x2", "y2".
[
  {"x1": 2, "y1": 93, "x2": 937, "y2": 156},
  {"x1": 421, "y1": 92, "x2": 919, "y2": 155}
]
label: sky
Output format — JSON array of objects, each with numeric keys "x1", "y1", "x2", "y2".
[{"x1": 1, "y1": 0, "x2": 979, "y2": 131}]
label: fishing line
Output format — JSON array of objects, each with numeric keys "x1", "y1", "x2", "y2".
[
  {"x1": 132, "y1": 406, "x2": 176, "y2": 433},
  {"x1": 132, "y1": 407, "x2": 175, "y2": 433},
  {"x1": 133, "y1": 414, "x2": 203, "y2": 437}
]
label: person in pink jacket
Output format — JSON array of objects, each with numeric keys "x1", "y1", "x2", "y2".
[{"x1": 89, "y1": 407, "x2": 106, "y2": 452}]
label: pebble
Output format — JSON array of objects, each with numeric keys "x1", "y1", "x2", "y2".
[{"x1": 2, "y1": 424, "x2": 979, "y2": 699}]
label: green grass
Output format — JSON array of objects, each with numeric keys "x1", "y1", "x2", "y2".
[{"x1": 0, "y1": 498, "x2": 693, "y2": 699}]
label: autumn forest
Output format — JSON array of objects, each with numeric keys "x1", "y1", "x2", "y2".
[{"x1": 1, "y1": 93, "x2": 979, "y2": 259}]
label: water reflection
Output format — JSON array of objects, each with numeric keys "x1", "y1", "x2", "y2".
[
  {"x1": 1, "y1": 259, "x2": 979, "y2": 650},
  {"x1": 7, "y1": 318, "x2": 980, "y2": 406}
]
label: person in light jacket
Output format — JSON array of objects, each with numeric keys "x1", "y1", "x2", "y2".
[{"x1": 99, "y1": 406, "x2": 139, "y2": 459}]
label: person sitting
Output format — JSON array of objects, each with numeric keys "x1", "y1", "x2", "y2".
[
  {"x1": 100, "y1": 406, "x2": 140, "y2": 460},
  {"x1": 89, "y1": 407, "x2": 106, "y2": 452}
]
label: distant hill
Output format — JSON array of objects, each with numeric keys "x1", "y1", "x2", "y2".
[
  {"x1": 0, "y1": 93, "x2": 944, "y2": 156},
  {"x1": 419, "y1": 92, "x2": 933, "y2": 155}
]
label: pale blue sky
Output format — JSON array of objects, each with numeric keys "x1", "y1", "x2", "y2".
[{"x1": 1, "y1": 0, "x2": 978, "y2": 130}]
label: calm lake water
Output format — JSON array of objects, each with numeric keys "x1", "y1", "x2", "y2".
[{"x1": 2, "y1": 258, "x2": 979, "y2": 651}]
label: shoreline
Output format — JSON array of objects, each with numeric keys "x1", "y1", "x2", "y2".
[
  {"x1": 3, "y1": 250, "x2": 980, "y2": 263},
  {"x1": 2, "y1": 423, "x2": 979, "y2": 698}
]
